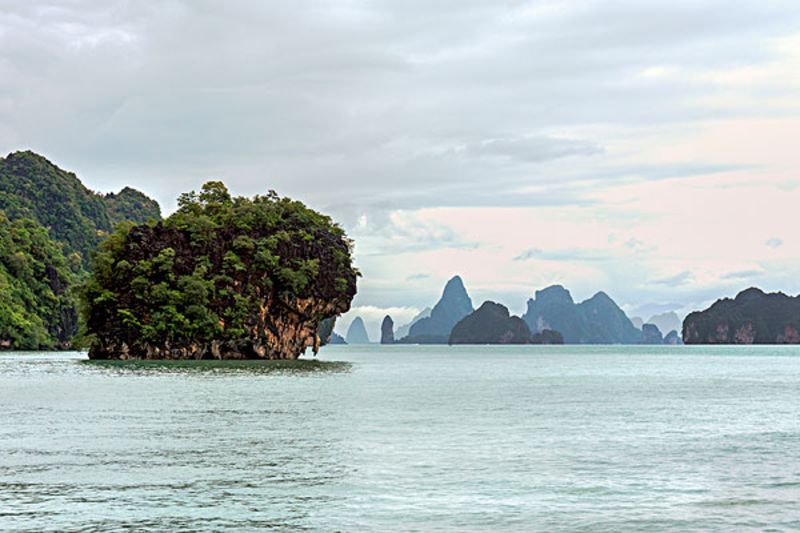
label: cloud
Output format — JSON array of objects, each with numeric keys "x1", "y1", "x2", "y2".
[
  {"x1": 462, "y1": 136, "x2": 603, "y2": 163},
  {"x1": 721, "y1": 269, "x2": 765, "y2": 280},
  {"x1": 766, "y1": 237, "x2": 783, "y2": 248},
  {"x1": 513, "y1": 247, "x2": 609, "y2": 262},
  {"x1": 650, "y1": 271, "x2": 693, "y2": 287}
]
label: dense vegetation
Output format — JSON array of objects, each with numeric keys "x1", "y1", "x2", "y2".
[
  {"x1": 0, "y1": 151, "x2": 161, "y2": 267},
  {"x1": 104, "y1": 187, "x2": 162, "y2": 227},
  {"x1": 83, "y1": 182, "x2": 358, "y2": 360},
  {"x1": 683, "y1": 288, "x2": 800, "y2": 344},
  {"x1": 0, "y1": 212, "x2": 80, "y2": 349},
  {"x1": 0, "y1": 151, "x2": 161, "y2": 349}
]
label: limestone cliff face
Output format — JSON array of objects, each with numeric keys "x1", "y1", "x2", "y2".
[
  {"x1": 380, "y1": 315, "x2": 394, "y2": 344},
  {"x1": 449, "y1": 301, "x2": 530, "y2": 345},
  {"x1": 683, "y1": 288, "x2": 800, "y2": 344}
]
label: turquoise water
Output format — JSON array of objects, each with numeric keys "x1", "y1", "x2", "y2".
[{"x1": 3, "y1": 345, "x2": 800, "y2": 531}]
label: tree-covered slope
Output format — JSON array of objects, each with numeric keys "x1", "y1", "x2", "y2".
[
  {"x1": 0, "y1": 150, "x2": 162, "y2": 349},
  {"x1": 82, "y1": 182, "x2": 358, "y2": 360},
  {"x1": 0, "y1": 211, "x2": 79, "y2": 349},
  {"x1": 0, "y1": 151, "x2": 160, "y2": 266}
]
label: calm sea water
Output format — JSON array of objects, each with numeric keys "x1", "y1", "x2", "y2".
[{"x1": 2, "y1": 345, "x2": 800, "y2": 532}]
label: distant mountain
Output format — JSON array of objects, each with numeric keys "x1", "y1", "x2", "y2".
[
  {"x1": 641, "y1": 323, "x2": 663, "y2": 344},
  {"x1": 580, "y1": 291, "x2": 642, "y2": 344},
  {"x1": 380, "y1": 315, "x2": 394, "y2": 344},
  {"x1": 646, "y1": 312, "x2": 682, "y2": 337},
  {"x1": 683, "y1": 288, "x2": 800, "y2": 344},
  {"x1": 630, "y1": 316, "x2": 644, "y2": 329},
  {"x1": 395, "y1": 307, "x2": 431, "y2": 338},
  {"x1": 449, "y1": 301, "x2": 530, "y2": 345},
  {"x1": 403, "y1": 276, "x2": 473, "y2": 343},
  {"x1": 522, "y1": 285, "x2": 640, "y2": 344},
  {"x1": 345, "y1": 316, "x2": 371, "y2": 344}
]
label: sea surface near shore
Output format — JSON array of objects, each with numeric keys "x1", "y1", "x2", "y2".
[{"x1": 2, "y1": 345, "x2": 800, "y2": 531}]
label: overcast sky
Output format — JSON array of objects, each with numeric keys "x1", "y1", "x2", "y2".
[{"x1": 2, "y1": 1, "x2": 800, "y2": 338}]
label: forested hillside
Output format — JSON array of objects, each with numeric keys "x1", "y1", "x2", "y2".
[
  {"x1": 0, "y1": 151, "x2": 162, "y2": 266},
  {"x1": 0, "y1": 151, "x2": 161, "y2": 349}
]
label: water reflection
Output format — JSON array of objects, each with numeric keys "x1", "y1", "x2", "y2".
[{"x1": 80, "y1": 358, "x2": 352, "y2": 376}]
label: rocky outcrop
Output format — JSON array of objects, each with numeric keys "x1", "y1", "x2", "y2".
[
  {"x1": 403, "y1": 276, "x2": 473, "y2": 343},
  {"x1": 345, "y1": 317, "x2": 370, "y2": 344},
  {"x1": 641, "y1": 323, "x2": 664, "y2": 344},
  {"x1": 531, "y1": 329, "x2": 564, "y2": 344},
  {"x1": 683, "y1": 287, "x2": 800, "y2": 344},
  {"x1": 380, "y1": 315, "x2": 394, "y2": 344},
  {"x1": 449, "y1": 301, "x2": 531, "y2": 344},
  {"x1": 522, "y1": 285, "x2": 640, "y2": 344}
]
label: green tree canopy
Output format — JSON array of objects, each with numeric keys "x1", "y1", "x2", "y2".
[{"x1": 82, "y1": 182, "x2": 358, "y2": 360}]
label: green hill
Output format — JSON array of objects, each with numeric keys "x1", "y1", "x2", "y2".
[
  {"x1": 0, "y1": 151, "x2": 161, "y2": 266},
  {"x1": 0, "y1": 212, "x2": 79, "y2": 349},
  {"x1": 0, "y1": 150, "x2": 161, "y2": 349}
]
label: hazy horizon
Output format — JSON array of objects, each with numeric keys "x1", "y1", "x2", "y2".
[{"x1": 3, "y1": 1, "x2": 799, "y2": 338}]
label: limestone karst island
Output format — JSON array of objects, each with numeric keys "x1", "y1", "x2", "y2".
[{"x1": 0, "y1": 151, "x2": 358, "y2": 359}]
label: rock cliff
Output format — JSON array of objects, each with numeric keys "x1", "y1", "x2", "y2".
[
  {"x1": 683, "y1": 288, "x2": 800, "y2": 344},
  {"x1": 449, "y1": 301, "x2": 531, "y2": 344},
  {"x1": 380, "y1": 315, "x2": 394, "y2": 344}
]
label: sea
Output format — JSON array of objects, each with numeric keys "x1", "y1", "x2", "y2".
[{"x1": 2, "y1": 345, "x2": 800, "y2": 532}]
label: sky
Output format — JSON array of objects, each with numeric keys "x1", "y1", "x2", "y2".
[{"x1": 2, "y1": 1, "x2": 800, "y2": 339}]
